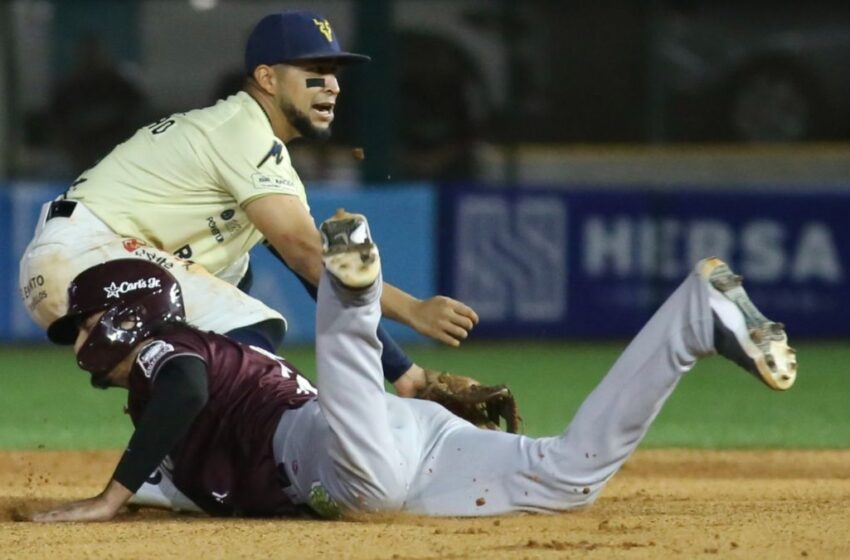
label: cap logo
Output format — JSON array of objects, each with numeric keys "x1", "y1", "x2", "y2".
[
  {"x1": 104, "y1": 277, "x2": 162, "y2": 299},
  {"x1": 313, "y1": 18, "x2": 333, "y2": 42}
]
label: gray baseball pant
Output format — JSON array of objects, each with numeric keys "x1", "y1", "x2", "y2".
[{"x1": 273, "y1": 268, "x2": 715, "y2": 516}]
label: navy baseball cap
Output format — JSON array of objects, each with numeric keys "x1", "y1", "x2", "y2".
[{"x1": 245, "y1": 11, "x2": 371, "y2": 74}]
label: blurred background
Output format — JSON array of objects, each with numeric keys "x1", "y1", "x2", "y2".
[{"x1": 2, "y1": 0, "x2": 850, "y2": 344}]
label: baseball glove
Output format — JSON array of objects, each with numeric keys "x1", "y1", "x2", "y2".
[{"x1": 415, "y1": 370, "x2": 521, "y2": 433}]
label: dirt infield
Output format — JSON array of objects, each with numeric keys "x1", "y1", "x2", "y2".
[{"x1": 2, "y1": 449, "x2": 848, "y2": 559}]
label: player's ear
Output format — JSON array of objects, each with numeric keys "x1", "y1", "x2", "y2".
[{"x1": 251, "y1": 65, "x2": 278, "y2": 96}]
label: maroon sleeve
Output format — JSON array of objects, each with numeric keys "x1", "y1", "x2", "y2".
[{"x1": 114, "y1": 356, "x2": 209, "y2": 492}]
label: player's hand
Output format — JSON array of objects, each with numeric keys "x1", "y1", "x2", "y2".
[
  {"x1": 29, "y1": 496, "x2": 120, "y2": 523},
  {"x1": 409, "y1": 296, "x2": 479, "y2": 347},
  {"x1": 29, "y1": 479, "x2": 132, "y2": 523}
]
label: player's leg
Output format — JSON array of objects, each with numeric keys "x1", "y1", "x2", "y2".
[
  {"x1": 214, "y1": 252, "x2": 251, "y2": 287},
  {"x1": 405, "y1": 258, "x2": 796, "y2": 516},
  {"x1": 531, "y1": 258, "x2": 797, "y2": 507},
  {"x1": 263, "y1": 241, "x2": 413, "y2": 382},
  {"x1": 402, "y1": 416, "x2": 565, "y2": 516},
  {"x1": 403, "y1": 263, "x2": 712, "y2": 515},
  {"x1": 521, "y1": 263, "x2": 717, "y2": 507},
  {"x1": 310, "y1": 216, "x2": 412, "y2": 512},
  {"x1": 279, "y1": 209, "x2": 618, "y2": 517},
  {"x1": 534, "y1": 258, "x2": 796, "y2": 506},
  {"x1": 20, "y1": 200, "x2": 111, "y2": 329},
  {"x1": 21, "y1": 200, "x2": 286, "y2": 344}
]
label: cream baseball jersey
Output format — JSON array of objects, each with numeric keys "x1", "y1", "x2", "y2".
[{"x1": 66, "y1": 91, "x2": 309, "y2": 275}]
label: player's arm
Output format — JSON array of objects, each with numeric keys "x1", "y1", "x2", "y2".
[
  {"x1": 209, "y1": 116, "x2": 478, "y2": 344},
  {"x1": 245, "y1": 194, "x2": 479, "y2": 346},
  {"x1": 245, "y1": 193, "x2": 324, "y2": 285},
  {"x1": 30, "y1": 356, "x2": 208, "y2": 522}
]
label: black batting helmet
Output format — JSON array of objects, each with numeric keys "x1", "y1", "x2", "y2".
[{"x1": 47, "y1": 259, "x2": 185, "y2": 380}]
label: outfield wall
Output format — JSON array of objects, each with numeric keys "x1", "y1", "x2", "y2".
[{"x1": 2, "y1": 182, "x2": 848, "y2": 342}]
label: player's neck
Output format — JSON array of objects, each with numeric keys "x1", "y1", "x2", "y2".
[{"x1": 244, "y1": 83, "x2": 299, "y2": 144}]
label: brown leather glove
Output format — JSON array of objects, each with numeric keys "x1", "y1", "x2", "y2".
[{"x1": 414, "y1": 371, "x2": 521, "y2": 433}]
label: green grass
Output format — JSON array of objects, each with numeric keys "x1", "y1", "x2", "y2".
[{"x1": 0, "y1": 341, "x2": 847, "y2": 449}]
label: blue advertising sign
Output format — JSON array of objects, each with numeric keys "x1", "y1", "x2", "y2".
[
  {"x1": 2, "y1": 183, "x2": 435, "y2": 343},
  {"x1": 439, "y1": 186, "x2": 850, "y2": 337}
]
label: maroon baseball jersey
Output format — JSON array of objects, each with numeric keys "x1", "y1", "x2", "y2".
[{"x1": 127, "y1": 326, "x2": 316, "y2": 516}]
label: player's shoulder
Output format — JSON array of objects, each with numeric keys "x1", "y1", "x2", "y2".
[
  {"x1": 134, "y1": 326, "x2": 210, "y2": 380},
  {"x1": 182, "y1": 92, "x2": 271, "y2": 138},
  {"x1": 185, "y1": 92, "x2": 289, "y2": 164}
]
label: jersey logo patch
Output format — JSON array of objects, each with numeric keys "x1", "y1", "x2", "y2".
[
  {"x1": 251, "y1": 173, "x2": 296, "y2": 194},
  {"x1": 136, "y1": 340, "x2": 175, "y2": 378},
  {"x1": 257, "y1": 141, "x2": 285, "y2": 168}
]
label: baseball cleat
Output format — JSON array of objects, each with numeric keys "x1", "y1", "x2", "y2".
[
  {"x1": 320, "y1": 208, "x2": 380, "y2": 288},
  {"x1": 699, "y1": 257, "x2": 797, "y2": 391}
]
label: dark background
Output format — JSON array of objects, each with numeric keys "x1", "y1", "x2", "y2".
[{"x1": 2, "y1": 0, "x2": 850, "y2": 182}]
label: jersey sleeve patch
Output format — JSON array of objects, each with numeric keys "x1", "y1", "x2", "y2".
[
  {"x1": 251, "y1": 173, "x2": 298, "y2": 195},
  {"x1": 136, "y1": 340, "x2": 176, "y2": 379}
]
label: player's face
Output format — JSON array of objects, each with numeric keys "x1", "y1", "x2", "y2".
[
  {"x1": 275, "y1": 61, "x2": 340, "y2": 140},
  {"x1": 73, "y1": 312, "x2": 104, "y2": 355},
  {"x1": 73, "y1": 310, "x2": 132, "y2": 389}
]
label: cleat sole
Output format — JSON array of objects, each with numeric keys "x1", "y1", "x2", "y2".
[{"x1": 700, "y1": 257, "x2": 797, "y2": 390}]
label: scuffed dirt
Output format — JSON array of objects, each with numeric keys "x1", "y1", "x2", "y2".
[{"x1": 2, "y1": 449, "x2": 849, "y2": 559}]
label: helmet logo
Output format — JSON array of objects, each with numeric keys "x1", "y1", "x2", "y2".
[
  {"x1": 313, "y1": 18, "x2": 333, "y2": 42},
  {"x1": 104, "y1": 277, "x2": 162, "y2": 299}
]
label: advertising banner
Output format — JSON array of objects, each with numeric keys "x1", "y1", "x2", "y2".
[{"x1": 440, "y1": 186, "x2": 850, "y2": 337}]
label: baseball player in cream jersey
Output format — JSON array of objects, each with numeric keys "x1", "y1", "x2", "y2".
[
  {"x1": 20, "y1": 11, "x2": 477, "y2": 394},
  {"x1": 22, "y1": 91, "x2": 300, "y2": 338},
  {"x1": 28, "y1": 211, "x2": 796, "y2": 522},
  {"x1": 19, "y1": 10, "x2": 478, "y2": 509}
]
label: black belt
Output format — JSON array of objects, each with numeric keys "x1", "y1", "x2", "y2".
[{"x1": 46, "y1": 200, "x2": 77, "y2": 221}]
